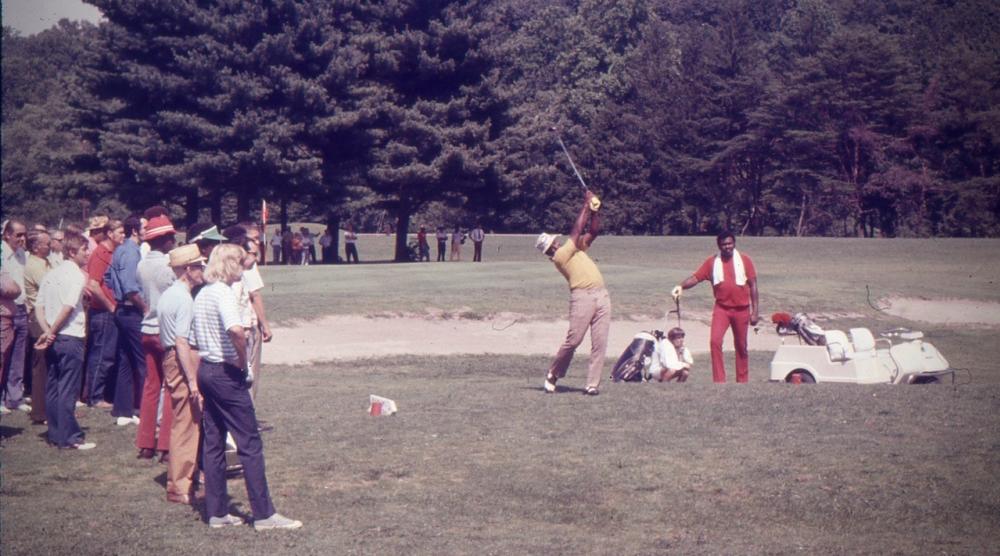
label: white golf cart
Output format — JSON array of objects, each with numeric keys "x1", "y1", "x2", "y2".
[{"x1": 768, "y1": 313, "x2": 953, "y2": 384}]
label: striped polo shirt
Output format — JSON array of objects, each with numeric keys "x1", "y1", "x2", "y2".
[{"x1": 192, "y1": 281, "x2": 242, "y2": 366}]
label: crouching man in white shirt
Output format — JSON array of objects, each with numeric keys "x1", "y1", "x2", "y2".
[{"x1": 648, "y1": 327, "x2": 694, "y2": 383}]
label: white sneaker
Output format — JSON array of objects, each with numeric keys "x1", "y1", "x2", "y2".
[
  {"x1": 0, "y1": 406, "x2": 10, "y2": 415},
  {"x1": 75, "y1": 401, "x2": 86, "y2": 408},
  {"x1": 253, "y1": 513, "x2": 303, "y2": 531},
  {"x1": 543, "y1": 373, "x2": 557, "y2": 393},
  {"x1": 68, "y1": 442, "x2": 97, "y2": 450},
  {"x1": 16, "y1": 403, "x2": 31, "y2": 412},
  {"x1": 116, "y1": 416, "x2": 137, "y2": 426},
  {"x1": 209, "y1": 514, "x2": 244, "y2": 528}
]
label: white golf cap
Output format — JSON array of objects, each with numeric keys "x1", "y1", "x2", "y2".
[{"x1": 535, "y1": 232, "x2": 557, "y2": 255}]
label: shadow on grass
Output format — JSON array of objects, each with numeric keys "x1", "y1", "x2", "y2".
[{"x1": 1, "y1": 425, "x2": 24, "y2": 441}]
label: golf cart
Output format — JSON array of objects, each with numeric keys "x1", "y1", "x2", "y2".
[{"x1": 768, "y1": 312, "x2": 953, "y2": 384}]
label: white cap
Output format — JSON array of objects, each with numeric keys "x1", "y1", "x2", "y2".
[{"x1": 535, "y1": 233, "x2": 557, "y2": 255}]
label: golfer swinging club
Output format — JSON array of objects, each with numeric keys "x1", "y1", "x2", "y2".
[
  {"x1": 536, "y1": 190, "x2": 609, "y2": 396},
  {"x1": 671, "y1": 231, "x2": 759, "y2": 383}
]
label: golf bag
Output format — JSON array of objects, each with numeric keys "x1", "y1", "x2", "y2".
[
  {"x1": 772, "y1": 312, "x2": 826, "y2": 345},
  {"x1": 610, "y1": 330, "x2": 664, "y2": 382}
]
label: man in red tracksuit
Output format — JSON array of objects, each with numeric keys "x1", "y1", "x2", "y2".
[{"x1": 672, "y1": 231, "x2": 759, "y2": 383}]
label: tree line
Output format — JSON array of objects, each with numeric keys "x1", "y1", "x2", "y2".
[{"x1": 3, "y1": 0, "x2": 998, "y2": 260}]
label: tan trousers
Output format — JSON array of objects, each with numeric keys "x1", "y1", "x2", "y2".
[
  {"x1": 28, "y1": 317, "x2": 47, "y2": 422},
  {"x1": 163, "y1": 348, "x2": 201, "y2": 498},
  {"x1": 548, "y1": 287, "x2": 612, "y2": 389},
  {"x1": 248, "y1": 326, "x2": 262, "y2": 402}
]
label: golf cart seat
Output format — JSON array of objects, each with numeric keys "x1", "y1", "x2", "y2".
[
  {"x1": 824, "y1": 330, "x2": 852, "y2": 361},
  {"x1": 849, "y1": 328, "x2": 876, "y2": 357}
]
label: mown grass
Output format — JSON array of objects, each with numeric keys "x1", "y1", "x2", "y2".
[
  {"x1": 2, "y1": 355, "x2": 998, "y2": 555},
  {"x1": 261, "y1": 235, "x2": 1000, "y2": 322},
  {"x1": 3, "y1": 236, "x2": 999, "y2": 554}
]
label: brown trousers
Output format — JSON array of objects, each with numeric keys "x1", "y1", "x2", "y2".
[
  {"x1": 28, "y1": 317, "x2": 47, "y2": 422},
  {"x1": 163, "y1": 348, "x2": 201, "y2": 498},
  {"x1": 548, "y1": 287, "x2": 612, "y2": 389}
]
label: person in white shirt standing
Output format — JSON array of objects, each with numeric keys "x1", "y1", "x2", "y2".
[
  {"x1": 192, "y1": 244, "x2": 300, "y2": 530},
  {"x1": 34, "y1": 232, "x2": 95, "y2": 450},
  {"x1": 470, "y1": 221, "x2": 485, "y2": 262}
]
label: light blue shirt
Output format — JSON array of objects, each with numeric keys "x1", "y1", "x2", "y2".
[{"x1": 158, "y1": 280, "x2": 194, "y2": 349}]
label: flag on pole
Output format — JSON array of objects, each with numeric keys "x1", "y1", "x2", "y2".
[{"x1": 262, "y1": 199, "x2": 269, "y2": 225}]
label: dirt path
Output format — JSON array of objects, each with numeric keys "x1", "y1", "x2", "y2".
[{"x1": 263, "y1": 311, "x2": 785, "y2": 365}]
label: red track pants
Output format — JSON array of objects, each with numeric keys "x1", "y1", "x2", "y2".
[
  {"x1": 709, "y1": 304, "x2": 750, "y2": 383},
  {"x1": 136, "y1": 334, "x2": 172, "y2": 451}
]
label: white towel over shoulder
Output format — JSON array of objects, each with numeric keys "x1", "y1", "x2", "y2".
[{"x1": 712, "y1": 249, "x2": 746, "y2": 286}]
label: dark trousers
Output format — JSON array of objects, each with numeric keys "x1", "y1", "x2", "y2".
[
  {"x1": 112, "y1": 306, "x2": 146, "y2": 417},
  {"x1": 85, "y1": 310, "x2": 118, "y2": 405},
  {"x1": 198, "y1": 360, "x2": 275, "y2": 520},
  {"x1": 436, "y1": 241, "x2": 446, "y2": 261},
  {"x1": 345, "y1": 243, "x2": 359, "y2": 263},
  {"x1": 473, "y1": 241, "x2": 483, "y2": 262},
  {"x1": 45, "y1": 336, "x2": 86, "y2": 447},
  {"x1": 1, "y1": 305, "x2": 28, "y2": 408},
  {"x1": 321, "y1": 246, "x2": 333, "y2": 264}
]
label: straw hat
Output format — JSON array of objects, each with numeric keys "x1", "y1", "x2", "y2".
[
  {"x1": 87, "y1": 215, "x2": 110, "y2": 232},
  {"x1": 168, "y1": 244, "x2": 206, "y2": 268}
]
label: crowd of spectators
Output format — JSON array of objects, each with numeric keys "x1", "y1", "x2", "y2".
[{"x1": 0, "y1": 211, "x2": 301, "y2": 531}]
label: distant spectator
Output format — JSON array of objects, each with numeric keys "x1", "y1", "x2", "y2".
[
  {"x1": 270, "y1": 228, "x2": 282, "y2": 265},
  {"x1": 435, "y1": 226, "x2": 448, "y2": 262},
  {"x1": 417, "y1": 225, "x2": 430, "y2": 262},
  {"x1": 344, "y1": 224, "x2": 359, "y2": 263},
  {"x1": 291, "y1": 232, "x2": 304, "y2": 265},
  {"x1": 301, "y1": 227, "x2": 316, "y2": 264},
  {"x1": 450, "y1": 226, "x2": 463, "y2": 261},
  {"x1": 470, "y1": 222, "x2": 485, "y2": 262},
  {"x1": 319, "y1": 228, "x2": 334, "y2": 264}
]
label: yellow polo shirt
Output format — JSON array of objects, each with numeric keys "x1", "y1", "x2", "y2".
[{"x1": 552, "y1": 238, "x2": 604, "y2": 290}]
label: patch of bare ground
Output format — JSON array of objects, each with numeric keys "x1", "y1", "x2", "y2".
[
  {"x1": 882, "y1": 297, "x2": 1000, "y2": 326},
  {"x1": 264, "y1": 310, "x2": 788, "y2": 365}
]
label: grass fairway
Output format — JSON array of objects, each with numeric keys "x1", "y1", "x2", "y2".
[
  {"x1": 2, "y1": 236, "x2": 999, "y2": 554},
  {"x1": 2, "y1": 357, "x2": 998, "y2": 554}
]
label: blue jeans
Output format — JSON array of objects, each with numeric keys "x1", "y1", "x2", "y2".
[
  {"x1": 199, "y1": 360, "x2": 275, "y2": 520},
  {"x1": 1, "y1": 305, "x2": 28, "y2": 408},
  {"x1": 112, "y1": 306, "x2": 145, "y2": 418},
  {"x1": 85, "y1": 310, "x2": 118, "y2": 405},
  {"x1": 45, "y1": 336, "x2": 86, "y2": 447}
]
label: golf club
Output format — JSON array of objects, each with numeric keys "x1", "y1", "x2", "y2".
[
  {"x1": 551, "y1": 127, "x2": 590, "y2": 192},
  {"x1": 668, "y1": 297, "x2": 682, "y2": 328}
]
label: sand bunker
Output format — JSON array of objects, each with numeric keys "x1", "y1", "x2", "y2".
[
  {"x1": 882, "y1": 297, "x2": 1000, "y2": 326},
  {"x1": 263, "y1": 312, "x2": 785, "y2": 365}
]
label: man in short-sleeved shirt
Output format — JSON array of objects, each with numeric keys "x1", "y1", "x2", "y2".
[
  {"x1": 673, "y1": 231, "x2": 759, "y2": 383},
  {"x1": 536, "y1": 191, "x2": 610, "y2": 396},
  {"x1": 35, "y1": 232, "x2": 94, "y2": 449}
]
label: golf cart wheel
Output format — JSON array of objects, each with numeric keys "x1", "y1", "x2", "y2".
[
  {"x1": 786, "y1": 370, "x2": 816, "y2": 384},
  {"x1": 911, "y1": 376, "x2": 941, "y2": 385}
]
